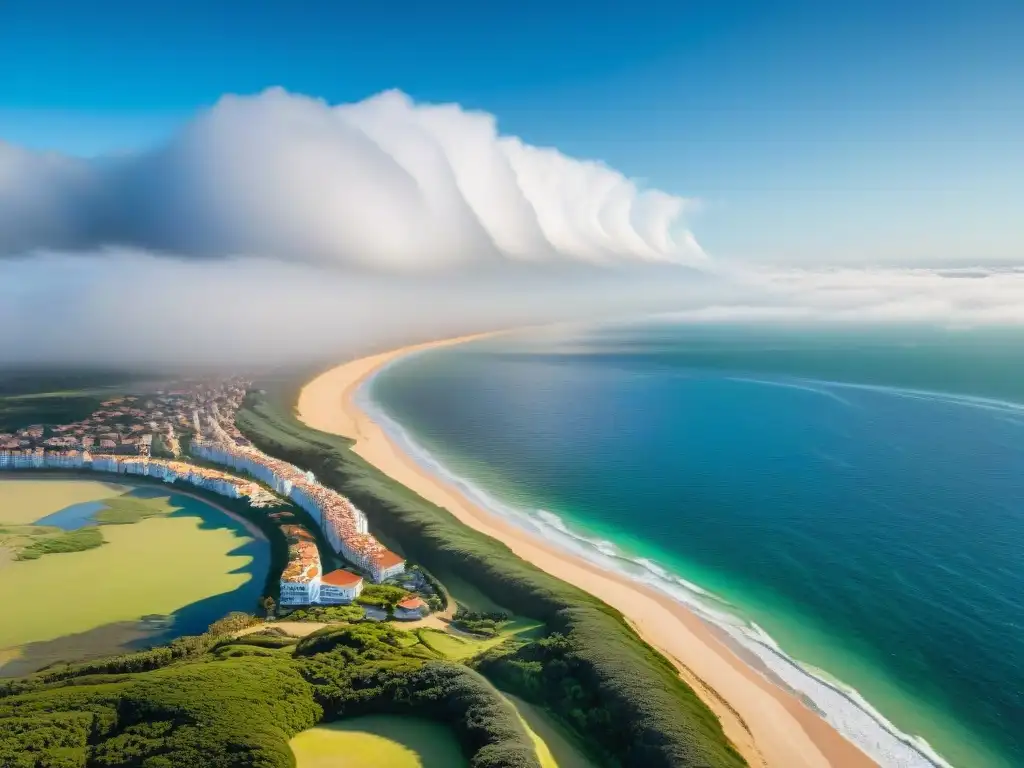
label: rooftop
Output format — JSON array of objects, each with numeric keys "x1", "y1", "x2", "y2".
[
  {"x1": 373, "y1": 550, "x2": 406, "y2": 569},
  {"x1": 321, "y1": 569, "x2": 363, "y2": 588}
]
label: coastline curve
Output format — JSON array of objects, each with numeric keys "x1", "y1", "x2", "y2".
[{"x1": 296, "y1": 334, "x2": 878, "y2": 768}]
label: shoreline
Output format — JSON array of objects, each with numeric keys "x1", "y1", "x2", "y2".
[{"x1": 297, "y1": 333, "x2": 877, "y2": 768}]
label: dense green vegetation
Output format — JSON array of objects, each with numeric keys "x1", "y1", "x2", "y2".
[
  {"x1": 281, "y1": 604, "x2": 365, "y2": 623},
  {"x1": 0, "y1": 621, "x2": 539, "y2": 768},
  {"x1": 417, "y1": 620, "x2": 544, "y2": 663},
  {"x1": 90, "y1": 495, "x2": 177, "y2": 525},
  {"x1": 235, "y1": 382, "x2": 746, "y2": 768},
  {"x1": 355, "y1": 584, "x2": 411, "y2": 612},
  {"x1": 453, "y1": 608, "x2": 512, "y2": 637},
  {"x1": 14, "y1": 526, "x2": 104, "y2": 560},
  {"x1": 0, "y1": 522, "x2": 106, "y2": 562}
]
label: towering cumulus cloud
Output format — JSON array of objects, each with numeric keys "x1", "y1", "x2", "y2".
[{"x1": 0, "y1": 88, "x2": 702, "y2": 271}]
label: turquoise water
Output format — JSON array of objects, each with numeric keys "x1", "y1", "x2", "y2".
[{"x1": 366, "y1": 322, "x2": 1024, "y2": 768}]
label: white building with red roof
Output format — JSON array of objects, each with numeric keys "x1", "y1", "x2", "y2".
[
  {"x1": 394, "y1": 595, "x2": 427, "y2": 620},
  {"x1": 318, "y1": 569, "x2": 364, "y2": 604}
]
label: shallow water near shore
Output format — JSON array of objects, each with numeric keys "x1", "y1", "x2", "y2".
[{"x1": 366, "y1": 322, "x2": 1024, "y2": 768}]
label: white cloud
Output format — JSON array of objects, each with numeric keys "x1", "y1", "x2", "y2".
[
  {"x1": 1, "y1": 88, "x2": 1021, "y2": 368},
  {"x1": 0, "y1": 250, "x2": 714, "y2": 366},
  {"x1": 0, "y1": 88, "x2": 703, "y2": 272},
  {"x1": 658, "y1": 266, "x2": 1024, "y2": 326}
]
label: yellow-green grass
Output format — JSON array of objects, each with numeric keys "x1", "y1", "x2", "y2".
[
  {"x1": 0, "y1": 513, "x2": 256, "y2": 650},
  {"x1": 433, "y1": 567, "x2": 509, "y2": 614},
  {"x1": 290, "y1": 716, "x2": 467, "y2": 768},
  {"x1": 0, "y1": 524, "x2": 54, "y2": 558},
  {"x1": 503, "y1": 693, "x2": 597, "y2": 768},
  {"x1": 417, "y1": 617, "x2": 543, "y2": 661},
  {"x1": 0, "y1": 478, "x2": 130, "y2": 525}
]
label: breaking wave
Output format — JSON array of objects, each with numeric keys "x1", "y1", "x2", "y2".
[{"x1": 357, "y1": 367, "x2": 955, "y2": 768}]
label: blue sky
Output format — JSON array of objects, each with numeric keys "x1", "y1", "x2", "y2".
[{"x1": 2, "y1": 0, "x2": 1021, "y2": 265}]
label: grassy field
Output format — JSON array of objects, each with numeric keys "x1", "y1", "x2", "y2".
[
  {"x1": 289, "y1": 716, "x2": 468, "y2": 768},
  {"x1": 417, "y1": 618, "x2": 543, "y2": 661},
  {"x1": 504, "y1": 693, "x2": 596, "y2": 768},
  {"x1": 93, "y1": 493, "x2": 188, "y2": 524},
  {"x1": 0, "y1": 478, "x2": 129, "y2": 525},
  {"x1": 433, "y1": 566, "x2": 511, "y2": 614}
]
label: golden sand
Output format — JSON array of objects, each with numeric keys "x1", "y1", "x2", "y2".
[{"x1": 297, "y1": 335, "x2": 877, "y2": 768}]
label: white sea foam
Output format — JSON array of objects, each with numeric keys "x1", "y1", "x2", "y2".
[
  {"x1": 727, "y1": 376, "x2": 856, "y2": 407},
  {"x1": 595, "y1": 539, "x2": 619, "y2": 557},
  {"x1": 806, "y1": 379, "x2": 1024, "y2": 416},
  {"x1": 356, "y1": 371, "x2": 956, "y2": 768}
]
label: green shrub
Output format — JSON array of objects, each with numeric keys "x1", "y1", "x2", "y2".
[{"x1": 16, "y1": 526, "x2": 104, "y2": 560}]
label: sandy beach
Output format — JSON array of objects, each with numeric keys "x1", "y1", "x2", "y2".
[{"x1": 297, "y1": 334, "x2": 877, "y2": 768}]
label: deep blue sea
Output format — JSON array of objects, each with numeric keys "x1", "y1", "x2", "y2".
[{"x1": 366, "y1": 321, "x2": 1024, "y2": 768}]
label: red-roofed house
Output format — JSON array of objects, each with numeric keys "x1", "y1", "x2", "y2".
[
  {"x1": 319, "y1": 569, "x2": 364, "y2": 604},
  {"x1": 369, "y1": 549, "x2": 406, "y2": 582},
  {"x1": 394, "y1": 595, "x2": 427, "y2": 620}
]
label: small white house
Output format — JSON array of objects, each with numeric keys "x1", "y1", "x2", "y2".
[{"x1": 394, "y1": 596, "x2": 427, "y2": 620}]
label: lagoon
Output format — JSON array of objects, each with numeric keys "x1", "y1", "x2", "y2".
[{"x1": 0, "y1": 478, "x2": 269, "y2": 676}]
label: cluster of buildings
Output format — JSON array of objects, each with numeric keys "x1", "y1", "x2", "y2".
[
  {"x1": 2, "y1": 377, "x2": 413, "y2": 611},
  {"x1": 0, "y1": 380, "x2": 253, "y2": 461},
  {"x1": 191, "y1": 435, "x2": 406, "y2": 583},
  {"x1": 0, "y1": 449, "x2": 278, "y2": 506},
  {"x1": 0, "y1": 445, "x2": 371, "y2": 608},
  {"x1": 279, "y1": 524, "x2": 364, "y2": 606},
  {"x1": 0, "y1": 408, "x2": 154, "y2": 457}
]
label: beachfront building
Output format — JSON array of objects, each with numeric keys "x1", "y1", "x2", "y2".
[
  {"x1": 0, "y1": 449, "x2": 48, "y2": 469},
  {"x1": 280, "y1": 525, "x2": 322, "y2": 606},
  {"x1": 191, "y1": 434, "x2": 405, "y2": 583},
  {"x1": 191, "y1": 437, "x2": 312, "y2": 497},
  {"x1": 43, "y1": 451, "x2": 87, "y2": 469},
  {"x1": 370, "y1": 550, "x2": 407, "y2": 583},
  {"x1": 279, "y1": 527, "x2": 364, "y2": 606},
  {"x1": 318, "y1": 569, "x2": 364, "y2": 604},
  {"x1": 0, "y1": 449, "x2": 268, "y2": 506}
]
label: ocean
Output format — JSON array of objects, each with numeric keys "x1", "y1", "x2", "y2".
[{"x1": 363, "y1": 321, "x2": 1024, "y2": 768}]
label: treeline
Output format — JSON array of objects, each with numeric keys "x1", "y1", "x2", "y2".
[
  {"x1": 0, "y1": 649, "x2": 318, "y2": 768},
  {"x1": 0, "y1": 620, "x2": 539, "y2": 768},
  {"x1": 453, "y1": 608, "x2": 510, "y2": 637},
  {"x1": 235, "y1": 385, "x2": 746, "y2": 767},
  {"x1": 294, "y1": 624, "x2": 539, "y2": 768}
]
